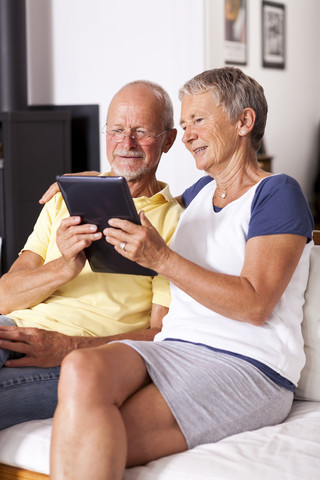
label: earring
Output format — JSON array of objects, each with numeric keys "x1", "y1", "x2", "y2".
[{"x1": 241, "y1": 130, "x2": 246, "y2": 134}]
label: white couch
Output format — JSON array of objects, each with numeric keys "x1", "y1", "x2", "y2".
[{"x1": 0, "y1": 237, "x2": 320, "y2": 480}]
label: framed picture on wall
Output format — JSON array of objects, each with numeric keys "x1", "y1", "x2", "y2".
[
  {"x1": 262, "y1": 1, "x2": 286, "y2": 69},
  {"x1": 224, "y1": 0, "x2": 247, "y2": 65}
]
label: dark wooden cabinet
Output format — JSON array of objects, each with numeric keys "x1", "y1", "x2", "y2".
[
  {"x1": 0, "y1": 110, "x2": 71, "y2": 274},
  {"x1": 258, "y1": 153, "x2": 273, "y2": 173},
  {"x1": 0, "y1": 104, "x2": 100, "y2": 275}
]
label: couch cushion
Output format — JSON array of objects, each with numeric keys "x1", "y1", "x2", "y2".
[
  {"x1": 0, "y1": 418, "x2": 51, "y2": 474},
  {"x1": 1, "y1": 401, "x2": 320, "y2": 479},
  {"x1": 296, "y1": 245, "x2": 320, "y2": 401}
]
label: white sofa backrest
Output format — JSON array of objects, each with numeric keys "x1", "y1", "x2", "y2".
[{"x1": 296, "y1": 243, "x2": 320, "y2": 401}]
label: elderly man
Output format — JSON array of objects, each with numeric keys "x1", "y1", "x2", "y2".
[{"x1": 0, "y1": 80, "x2": 183, "y2": 429}]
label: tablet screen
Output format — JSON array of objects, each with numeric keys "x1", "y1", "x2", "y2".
[{"x1": 57, "y1": 175, "x2": 157, "y2": 276}]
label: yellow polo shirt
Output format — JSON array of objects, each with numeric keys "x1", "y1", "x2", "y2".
[{"x1": 9, "y1": 179, "x2": 183, "y2": 337}]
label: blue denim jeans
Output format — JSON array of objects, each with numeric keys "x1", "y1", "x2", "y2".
[{"x1": 0, "y1": 316, "x2": 60, "y2": 430}]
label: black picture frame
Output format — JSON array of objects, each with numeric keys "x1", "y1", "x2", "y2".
[{"x1": 262, "y1": 1, "x2": 286, "y2": 69}]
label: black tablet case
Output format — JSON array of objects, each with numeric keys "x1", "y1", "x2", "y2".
[{"x1": 57, "y1": 175, "x2": 157, "y2": 276}]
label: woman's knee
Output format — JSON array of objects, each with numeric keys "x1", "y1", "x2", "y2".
[
  {"x1": 59, "y1": 349, "x2": 101, "y2": 403},
  {"x1": 58, "y1": 343, "x2": 149, "y2": 410},
  {"x1": 59, "y1": 346, "x2": 119, "y2": 405}
]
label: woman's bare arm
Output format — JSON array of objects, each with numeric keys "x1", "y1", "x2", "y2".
[{"x1": 105, "y1": 213, "x2": 306, "y2": 326}]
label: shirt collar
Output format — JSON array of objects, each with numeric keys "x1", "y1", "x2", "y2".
[{"x1": 100, "y1": 172, "x2": 173, "y2": 203}]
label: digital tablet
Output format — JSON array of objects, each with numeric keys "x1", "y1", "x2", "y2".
[{"x1": 56, "y1": 175, "x2": 157, "y2": 276}]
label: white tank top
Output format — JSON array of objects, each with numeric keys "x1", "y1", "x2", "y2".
[{"x1": 155, "y1": 180, "x2": 312, "y2": 385}]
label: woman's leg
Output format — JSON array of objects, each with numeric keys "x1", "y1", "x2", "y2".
[
  {"x1": 50, "y1": 342, "x2": 187, "y2": 480},
  {"x1": 50, "y1": 342, "x2": 145, "y2": 480},
  {"x1": 122, "y1": 380, "x2": 188, "y2": 467}
]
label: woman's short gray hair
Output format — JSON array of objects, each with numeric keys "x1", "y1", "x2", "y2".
[
  {"x1": 121, "y1": 80, "x2": 174, "y2": 130},
  {"x1": 179, "y1": 67, "x2": 268, "y2": 151}
]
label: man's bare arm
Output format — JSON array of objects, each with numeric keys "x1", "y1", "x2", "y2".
[
  {"x1": 0, "y1": 251, "x2": 73, "y2": 314},
  {"x1": 0, "y1": 217, "x2": 102, "y2": 314},
  {"x1": 39, "y1": 171, "x2": 100, "y2": 204},
  {"x1": 0, "y1": 303, "x2": 168, "y2": 368}
]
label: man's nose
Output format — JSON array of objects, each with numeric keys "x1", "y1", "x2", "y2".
[{"x1": 121, "y1": 134, "x2": 138, "y2": 147}]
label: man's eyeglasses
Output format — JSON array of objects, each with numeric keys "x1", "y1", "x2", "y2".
[{"x1": 102, "y1": 126, "x2": 169, "y2": 146}]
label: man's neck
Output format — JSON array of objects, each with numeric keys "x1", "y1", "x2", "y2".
[
  {"x1": 108, "y1": 171, "x2": 162, "y2": 198},
  {"x1": 127, "y1": 176, "x2": 162, "y2": 198}
]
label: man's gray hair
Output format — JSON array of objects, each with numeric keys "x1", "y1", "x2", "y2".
[
  {"x1": 120, "y1": 80, "x2": 174, "y2": 130},
  {"x1": 179, "y1": 67, "x2": 268, "y2": 151}
]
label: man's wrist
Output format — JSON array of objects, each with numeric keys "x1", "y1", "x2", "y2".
[{"x1": 68, "y1": 335, "x2": 109, "y2": 353}]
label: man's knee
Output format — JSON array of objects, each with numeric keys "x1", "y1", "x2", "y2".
[
  {"x1": 0, "y1": 316, "x2": 16, "y2": 327},
  {"x1": 0, "y1": 316, "x2": 17, "y2": 367}
]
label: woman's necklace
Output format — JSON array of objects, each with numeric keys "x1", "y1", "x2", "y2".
[{"x1": 221, "y1": 192, "x2": 226, "y2": 199}]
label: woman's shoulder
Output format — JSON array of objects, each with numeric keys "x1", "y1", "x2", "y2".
[
  {"x1": 257, "y1": 173, "x2": 301, "y2": 192},
  {"x1": 249, "y1": 174, "x2": 314, "y2": 241},
  {"x1": 253, "y1": 173, "x2": 308, "y2": 209}
]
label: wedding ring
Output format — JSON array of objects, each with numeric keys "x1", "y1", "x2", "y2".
[{"x1": 120, "y1": 241, "x2": 126, "y2": 251}]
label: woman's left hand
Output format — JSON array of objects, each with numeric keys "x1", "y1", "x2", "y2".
[{"x1": 104, "y1": 211, "x2": 171, "y2": 273}]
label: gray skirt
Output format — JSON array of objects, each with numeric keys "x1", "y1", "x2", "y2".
[{"x1": 118, "y1": 339, "x2": 294, "y2": 449}]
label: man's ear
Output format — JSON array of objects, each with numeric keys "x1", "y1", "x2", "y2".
[{"x1": 162, "y1": 128, "x2": 177, "y2": 153}]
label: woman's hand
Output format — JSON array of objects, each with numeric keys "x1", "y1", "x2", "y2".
[{"x1": 104, "y1": 211, "x2": 171, "y2": 273}]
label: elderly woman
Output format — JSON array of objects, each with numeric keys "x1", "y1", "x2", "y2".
[{"x1": 50, "y1": 68, "x2": 314, "y2": 480}]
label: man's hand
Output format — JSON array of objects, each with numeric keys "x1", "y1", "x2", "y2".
[
  {"x1": 56, "y1": 216, "x2": 102, "y2": 278},
  {"x1": 39, "y1": 180, "x2": 60, "y2": 204},
  {"x1": 0, "y1": 325, "x2": 75, "y2": 367},
  {"x1": 39, "y1": 171, "x2": 100, "y2": 204}
]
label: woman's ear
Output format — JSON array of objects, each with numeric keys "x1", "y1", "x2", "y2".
[
  {"x1": 162, "y1": 128, "x2": 177, "y2": 153},
  {"x1": 238, "y1": 108, "x2": 256, "y2": 136}
]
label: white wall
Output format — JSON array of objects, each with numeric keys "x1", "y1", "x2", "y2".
[
  {"x1": 205, "y1": 0, "x2": 320, "y2": 206},
  {"x1": 26, "y1": 0, "x2": 320, "y2": 203},
  {"x1": 26, "y1": 0, "x2": 206, "y2": 196}
]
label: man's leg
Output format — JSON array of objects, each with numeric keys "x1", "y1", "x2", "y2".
[
  {"x1": 50, "y1": 342, "x2": 187, "y2": 480},
  {"x1": 0, "y1": 365, "x2": 60, "y2": 430},
  {"x1": 0, "y1": 316, "x2": 59, "y2": 430},
  {"x1": 0, "y1": 317, "x2": 18, "y2": 367}
]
